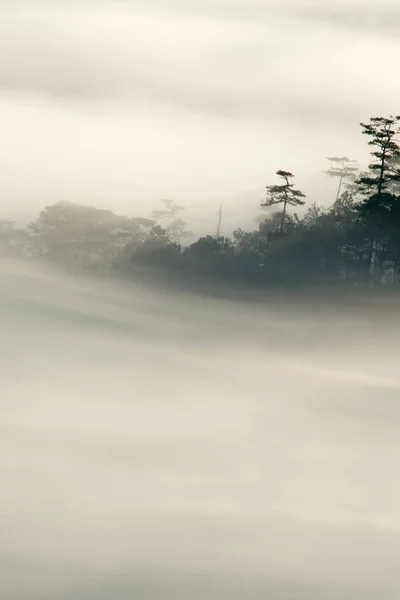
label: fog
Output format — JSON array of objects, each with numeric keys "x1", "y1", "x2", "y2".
[
  {"x1": 2, "y1": 1, "x2": 400, "y2": 596},
  {"x1": 1, "y1": 258, "x2": 400, "y2": 599}
]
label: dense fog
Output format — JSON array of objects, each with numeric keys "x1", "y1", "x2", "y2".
[{"x1": 1, "y1": 258, "x2": 400, "y2": 599}]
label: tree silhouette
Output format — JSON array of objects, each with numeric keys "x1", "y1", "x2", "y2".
[
  {"x1": 262, "y1": 170, "x2": 306, "y2": 233},
  {"x1": 302, "y1": 202, "x2": 324, "y2": 228},
  {"x1": 13, "y1": 112, "x2": 400, "y2": 290},
  {"x1": 356, "y1": 116, "x2": 400, "y2": 281},
  {"x1": 324, "y1": 156, "x2": 359, "y2": 201},
  {"x1": 28, "y1": 202, "x2": 152, "y2": 266},
  {"x1": 152, "y1": 199, "x2": 192, "y2": 245},
  {"x1": 357, "y1": 116, "x2": 400, "y2": 197}
]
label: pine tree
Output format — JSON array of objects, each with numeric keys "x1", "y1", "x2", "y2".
[
  {"x1": 357, "y1": 116, "x2": 400, "y2": 197},
  {"x1": 356, "y1": 116, "x2": 400, "y2": 281},
  {"x1": 262, "y1": 170, "x2": 305, "y2": 233},
  {"x1": 152, "y1": 199, "x2": 192, "y2": 245},
  {"x1": 324, "y1": 156, "x2": 359, "y2": 201}
]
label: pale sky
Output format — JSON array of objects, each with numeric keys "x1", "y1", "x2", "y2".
[{"x1": 1, "y1": 0, "x2": 400, "y2": 234}]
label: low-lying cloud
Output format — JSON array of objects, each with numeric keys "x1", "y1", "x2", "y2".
[{"x1": 1, "y1": 258, "x2": 400, "y2": 598}]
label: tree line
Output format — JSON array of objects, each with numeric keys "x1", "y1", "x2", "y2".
[{"x1": 2, "y1": 115, "x2": 400, "y2": 289}]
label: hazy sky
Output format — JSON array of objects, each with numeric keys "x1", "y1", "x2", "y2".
[{"x1": 1, "y1": 0, "x2": 400, "y2": 232}]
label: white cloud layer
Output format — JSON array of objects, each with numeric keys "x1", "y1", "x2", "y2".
[{"x1": 2, "y1": 258, "x2": 400, "y2": 599}]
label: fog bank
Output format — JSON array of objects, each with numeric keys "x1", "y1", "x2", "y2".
[{"x1": 1, "y1": 259, "x2": 400, "y2": 599}]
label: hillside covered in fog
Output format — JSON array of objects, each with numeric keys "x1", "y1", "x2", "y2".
[{"x1": 3, "y1": 115, "x2": 400, "y2": 290}]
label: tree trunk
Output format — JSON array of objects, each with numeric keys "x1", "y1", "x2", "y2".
[
  {"x1": 378, "y1": 148, "x2": 387, "y2": 196},
  {"x1": 280, "y1": 200, "x2": 287, "y2": 233},
  {"x1": 336, "y1": 175, "x2": 343, "y2": 201},
  {"x1": 366, "y1": 238, "x2": 374, "y2": 280}
]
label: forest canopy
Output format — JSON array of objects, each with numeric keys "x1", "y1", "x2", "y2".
[{"x1": 2, "y1": 115, "x2": 400, "y2": 289}]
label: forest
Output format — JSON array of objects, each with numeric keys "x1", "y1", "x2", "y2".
[{"x1": 2, "y1": 115, "x2": 400, "y2": 290}]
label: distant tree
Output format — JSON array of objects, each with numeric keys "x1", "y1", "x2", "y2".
[
  {"x1": 186, "y1": 235, "x2": 232, "y2": 259},
  {"x1": 302, "y1": 202, "x2": 325, "y2": 228},
  {"x1": 355, "y1": 116, "x2": 400, "y2": 281},
  {"x1": 184, "y1": 235, "x2": 233, "y2": 274},
  {"x1": 357, "y1": 116, "x2": 400, "y2": 197},
  {"x1": 118, "y1": 224, "x2": 182, "y2": 273},
  {"x1": 324, "y1": 156, "x2": 359, "y2": 201},
  {"x1": 152, "y1": 199, "x2": 192, "y2": 245},
  {"x1": 258, "y1": 211, "x2": 300, "y2": 237},
  {"x1": 28, "y1": 202, "x2": 153, "y2": 267},
  {"x1": 230, "y1": 228, "x2": 265, "y2": 279},
  {"x1": 233, "y1": 228, "x2": 262, "y2": 256},
  {"x1": 262, "y1": 171, "x2": 305, "y2": 233}
]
